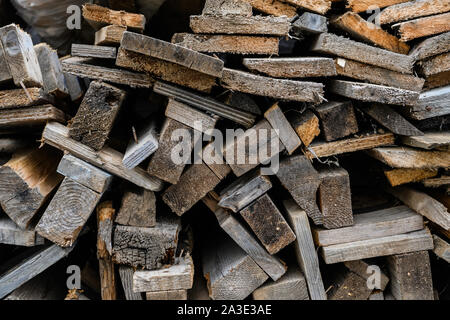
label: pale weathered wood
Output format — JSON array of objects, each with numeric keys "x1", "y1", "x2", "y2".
[
  {"x1": 264, "y1": 103, "x2": 301, "y2": 154},
  {"x1": 69, "y1": 81, "x2": 125, "y2": 151},
  {"x1": 221, "y1": 68, "x2": 325, "y2": 103},
  {"x1": 280, "y1": 0, "x2": 331, "y2": 14},
  {"x1": 95, "y1": 25, "x2": 126, "y2": 46},
  {"x1": 82, "y1": 4, "x2": 146, "y2": 32},
  {"x1": 0, "y1": 105, "x2": 66, "y2": 128},
  {"x1": 0, "y1": 217, "x2": 44, "y2": 247},
  {"x1": 34, "y1": 43, "x2": 68, "y2": 97},
  {"x1": 334, "y1": 58, "x2": 425, "y2": 91},
  {"x1": 331, "y1": 12, "x2": 409, "y2": 54},
  {"x1": 213, "y1": 207, "x2": 287, "y2": 281},
  {"x1": 5, "y1": 270, "x2": 65, "y2": 300},
  {"x1": 291, "y1": 12, "x2": 328, "y2": 36},
  {"x1": 330, "y1": 80, "x2": 420, "y2": 106},
  {"x1": 123, "y1": 122, "x2": 159, "y2": 170},
  {"x1": 240, "y1": 194, "x2": 296, "y2": 254},
  {"x1": 146, "y1": 290, "x2": 188, "y2": 300},
  {"x1": 71, "y1": 44, "x2": 117, "y2": 59},
  {"x1": 36, "y1": 177, "x2": 102, "y2": 247},
  {"x1": 313, "y1": 205, "x2": 424, "y2": 246},
  {"x1": 321, "y1": 228, "x2": 434, "y2": 264},
  {"x1": 418, "y1": 52, "x2": 450, "y2": 78},
  {"x1": 306, "y1": 133, "x2": 395, "y2": 159},
  {"x1": 243, "y1": 57, "x2": 336, "y2": 78},
  {"x1": 242, "y1": 0, "x2": 297, "y2": 17},
  {"x1": 113, "y1": 218, "x2": 181, "y2": 270},
  {"x1": 202, "y1": 0, "x2": 253, "y2": 15},
  {"x1": 57, "y1": 154, "x2": 113, "y2": 193},
  {"x1": 283, "y1": 200, "x2": 327, "y2": 300},
  {"x1": 393, "y1": 12, "x2": 450, "y2": 41},
  {"x1": 367, "y1": 147, "x2": 450, "y2": 169},
  {"x1": 347, "y1": 0, "x2": 410, "y2": 12},
  {"x1": 0, "y1": 147, "x2": 63, "y2": 229},
  {"x1": 311, "y1": 33, "x2": 414, "y2": 74},
  {"x1": 344, "y1": 260, "x2": 389, "y2": 291},
  {"x1": 432, "y1": 234, "x2": 450, "y2": 263},
  {"x1": 190, "y1": 15, "x2": 290, "y2": 36},
  {"x1": 252, "y1": 268, "x2": 309, "y2": 300},
  {"x1": 314, "y1": 101, "x2": 359, "y2": 142},
  {"x1": 42, "y1": 122, "x2": 164, "y2": 191},
  {"x1": 63, "y1": 72, "x2": 84, "y2": 102},
  {"x1": 387, "y1": 251, "x2": 434, "y2": 300},
  {"x1": 0, "y1": 88, "x2": 51, "y2": 110},
  {"x1": 115, "y1": 186, "x2": 156, "y2": 227},
  {"x1": 384, "y1": 168, "x2": 438, "y2": 187},
  {"x1": 202, "y1": 142, "x2": 231, "y2": 180},
  {"x1": 401, "y1": 132, "x2": 450, "y2": 150},
  {"x1": 276, "y1": 155, "x2": 323, "y2": 225},
  {"x1": 0, "y1": 24, "x2": 43, "y2": 87},
  {"x1": 133, "y1": 256, "x2": 194, "y2": 293},
  {"x1": 379, "y1": 0, "x2": 450, "y2": 24},
  {"x1": 172, "y1": 33, "x2": 279, "y2": 55},
  {"x1": 119, "y1": 266, "x2": 143, "y2": 300},
  {"x1": 121, "y1": 31, "x2": 224, "y2": 78},
  {"x1": 165, "y1": 99, "x2": 218, "y2": 133},
  {"x1": 388, "y1": 186, "x2": 450, "y2": 231},
  {"x1": 0, "y1": 40, "x2": 12, "y2": 83},
  {"x1": 288, "y1": 110, "x2": 320, "y2": 147},
  {"x1": 0, "y1": 244, "x2": 74, "y2": 299},
  {"x1": 409, "y1": 32, "x2": 450, "y2": 61},
  {"x1": 406, "y1": 86, "x2": 450, "y2": 120},
  {"x1": 362, "y1": 104, "x2": 423, "y2": 136}
]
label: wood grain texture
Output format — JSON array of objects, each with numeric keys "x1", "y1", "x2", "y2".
[
  {"x1": 283, "y1": 200, "x2": 327, "y2": 300},
  {"x1": 119, "y1": 266, "x2": 143, "y2": 300},
  {"x1": 313, "y1": 205, "x2": 424, "y2": 246},
  {"x1": 367, "y1": 147, "x2": 450, "y2": 169},
  {"x1": 288, "y1": 110, "x2": 320, "y2": 146},
  {"x1": 393, "y1": 12, "x2": 450, "y2": 41},
  {"x1": 0, "y1": 87, "x2": 51, "y2": 110},
  {"x1": 401, "y1": 132, "x2": 450, "y2": 150},
  {"x1": 347, "y1": 0, "x2": 410, "y2": 12},
  {"x1": 115, "y1": 187, "x2": 156, "y2": 227},
  {"x1": 82, "y1": 4, "x2": 146, "y2": 32},
  {"x1": 63, "y1": 72, "x2": 84, "y2": 102},
  {"x1": 42, "y1": 122, "x2": 164, "y2": 191},
  {"x1": 384, "y1": 168, "x2": 438, "y2": 187},
  {"x1": 423, "y1": 175, "x2": 450, "y2": 188},
  {"x1": 0, "y1": 40, "x2": 12, "y2": 83},
  {"x1": 291, "y1": 12, "x2": 328, "y2": 35},
  {"x1": 0, "y1": 105, "x2": 66, "y2": 128},
  {"x1": 0, "y1": 217, "x2": 44, "y2": 247},
  {"x1": 95, "y1": 25, "x2": 126, "y2": 46},
  {"x1": 242, "y1": 0, "x2": 297, "y2": 17},
  {"x1": 146, "y1": 290, "x2": 187, "y2": 300},
  {"x1": 409, "y1": 32, "x2": 450, "y2": 61},
  {"x1": 165, "y1": 99, "x2": 218, "y2": 133},
  {"x1": 252, "y1": 268, "x2": 309, "y2": 300},
  {"x1": 280, "y1": 0, "x2": 331, "y2": 14},
  {"x1": 202, "y1": 0, "x2": 253, "y2": 15},
  {"x1": 314, "y1": 101, "x2": 359, "y2": 142},
  {"x1": 432, "y1": 234, "x2": 450, "y2": 263},
  {"x1": 123, "y1": 121, "x2": 159, "y2": 170},
  {"x1": 379, "y1": 0, "x2": 450, "y2": 24},
  {"x1": 36, "y1": 177, "x2": 102, "y2": 247},
  {"x1": 418, "y1": 52, "x2": 450, "y2": 77},
  {"x1": 328, "y1": 269, "x2": 372, "y2": 300},
  {"x1": 321, "y1": 228, "x2": 434, "y2": 264},
  {"x1": 344, "y1": 260, "x2": 389, "y2": 290},
  {"x1": 406, "y1": 86, "x2": 450, "y2": 120},
  {"x1": 34, "y1": 43, "x2": 68, "y2": 97},
  {"x1": 311, "y1": 33, "x2": 414, "y2": 74},
  {"x1": 71, "y1": 44, "x2": 117, "y2": 59}
]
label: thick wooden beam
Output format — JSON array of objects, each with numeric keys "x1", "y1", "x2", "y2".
[
  {"x1": 165, "y1": 99, "x2": 218, "y2": 133},
  {"x1": 95, "y1": 25, "x2": 126, "y2": 46},
  {"x1": 71, "y1": 44, "x2": 117, "y2": 59},
  {"x1": 379, "y1": 0, "x2": 450, "y2": 24},
  {"x1": 367, "y1": 147, "x2": 450, "y2": 169},
  {"x1": 344, "y1": 260, "x2": 389, "y2": 291},
  {"x1": 82, "y1": 4, "x2": 146, "y2": 32},
  {"x1": 328, "y1": 269, "x2": 372, "y2": 300},
  {"x1": 393, "y1": 12, "x2": 450, "y2": 42},
  {"x1": 314, "y1": 101, "x2": 359, "y2": 142},
  {"x1": 0, "y1": 40, "x2": 12, "y2": 83},
  {"x1": 252, "y1": 268, "x2": 309, "y2": 300},
  {"x1": 288, "y1": 110, "x2": 320, "y2": 147},
  {"x1": 115, "y1": 186, "x2": 156, "y2": 227},
  {"x1": 0, "y1": 217, "x2": 44, "y2": 247},
  {"x1": 34, "y1": 43, "x2": 68, "y2": 97}
]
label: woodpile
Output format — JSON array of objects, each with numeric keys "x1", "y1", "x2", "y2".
[{"x1": 0, "y1": 0, "x2": 449, "y2": 301}]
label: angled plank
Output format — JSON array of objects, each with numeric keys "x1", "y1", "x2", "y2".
[
  {"x1": 0, "y1": 105, "x2": 66, "y2": 128},
  {"x1": 82, "y1": 4, "x2": 146, "y2": 32},
  {"x1": 409, "y1": 32, "x2": 450, "y2": 60},
  {"x1": 71, "y1": 44, "x2": 117, "y2": 59},
  {"x1": 122, "y1": 122, "x2": 159, "y2": 169},
  {"x1": 401, "y1": 132, "x2": 450, "y2": 150},
  {"x1": 252, "y1": 268, "x2": 309, "y2": 300},
  {"x1": 95, "y1": 25, "x2": 126, "y2": 46},
  {"x1": 347, "y1": 0, "x2": 410, "y2": 12},
  {"x1": 407, "y1": 86, "x2": 450, "y2": 120},
  {"x1": 280, "y1": 0, "x2": 331, "y2": 14},
  {"x1": 0, "y1": 217, "x2": 44, "y2": 247},
  {"x1": 384, "y1": 168, "x2": 438, "y2": 187},
  {"x1": 379, "y1": 0, "x2": 450, "y2": 24},
  {"x1": 367, "y1": 147, "x2": 450, "y2": 169},
  {"x1": 393, "y1": 12, "x2": 450, "y2": 41},
  {"x1": 34, "y1": 43, "x2": 68, "y2": 97}
]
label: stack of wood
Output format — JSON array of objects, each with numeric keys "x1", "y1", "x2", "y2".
[{"x1": 0, "y1": 0, "x2": 449, "y2": 301}]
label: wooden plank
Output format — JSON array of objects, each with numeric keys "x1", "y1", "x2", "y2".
[
  {"x1": 328, "y1": 269, "x2": 372, "y2": 300},
  {"x1": 388, "y1": 186, "x2": 450, "y2": 231},
  {"x1": 0, "y1": 105, "x2": 66, "y2": 128},
  {"x1": 361, "y1": 104, "x2": 423, "y2": 136},
  {"x1": 116, "y1": 47, "x2": 215, "y2": 93},
  {"x1": 69, "y1": 81, "x2": 125, "y2": 151},
  {"x1": 243, "y1": 57, "x2": 336, "y2": 78},
  {"x1": 163, "y1": 163, "x2": 222, "y2": 216},
  {"x1": 0, "y1": 40, "x2": 12, "y2": 83},
  {"x1": 121, "y1": 31, "x2": 224, "y2": 78},
  {"x1": 387, "y1": 251, "x2": 434, "y2": 300},
  {"x1": 202, "y1": 143, "x2": 231, "y2": 180},
  {"x1": 418, "y1": 52, "x2": 450, "y2": 77},
  {"x1": 240, "y1": 194, "x2": 296, "y2": 254},
  {"x1": 97, "y1": 201, "x2": 116, "y2": 300},
  {"x1": 252, "y1": 268, "x2": 309, "y2": 300},
  {"x1": 190, "y1": 15, "x2": 290, "y2": 35},
  {"x1": 347, "y1": 0, "x2": 410, "y2": 13},
  {"x1": 385, "y1": 168, "x2": 438, "y2": 187},
  {"x1": 311, "y1": 33, "x2": 414, "y2": 74},
  {"x1": 313, "y1": 205, "x2": 425, "y2": 246},
  {"x1": 95, "y1": 25, "x2": 126, "y2": 46},
  {"x1": 406, "y1": 86, "x2": 450, "y2": 120},
  {"x1": 432, "y1": 234, "x2": 450, "y2": 263},
  {"x1": 202, "y1": 232, "x2": 269, "y2": 300},
  {"x1": 288, "y1": 110, "x2": 320, "y2": 147},
  {"x1": 61, "y1": 56, "x2": 154, "y2": 88},
  {"x1": 112, "y1": 218, "x2": 181, "y2": 270},
  {"x1": 318, "y1": 167, "x2": 354, "y2": 229},
  {"x1": 147, "y1": 118, "x2": 193, "y2": 185},
  {"x1": 0, "y1": 24, "x2": 43, "y2": 87},
  {"x1": 146, "y1": 290, "x2": 187, "y2": 300},
  {"x1": 0, "y1": 244, "x2": 74, "y2": 299},
  {"x1": 165, "y1": 99, "x2": 218, "y2": 133},
  {"x1": 71, "y1": 44, "x2": 117, "y2": 59},
  {"x1": 5, "y1": 270, "x2": 65, "y2": 300},
  {"x1": 221, "y1": 68, "x2": 325, "y2": 103},
  {"x1": 344, "y1": 260, "x2": 389, "y2": 291},
  {"x1": 36, "y1": 177, "x2": 102, "y2": 247},
  {"x1": 321, "y1": 228, "x2": 434, "y2": 264},
  {"x1": 63, "y1": 72, "x2": 84, "y2": 102},
  {"x1": 331, "y1": 12, "x2": 409, "y2": 54},
  {"x1": 34, "y1": 43, "x2": 68, "y2": 97},
  {"x1": 283, "y1": 200, "x2": 327, "y2": 300},
  {"x1": 202, "y1": 0, "x2": 253, "y2": 15},
  {"x1": 330, "y1": 80, "x2": 420, "y2": 106},
  {"x1": 42, "y1": 122, "x2": 164, "y2": 191},
  {"x1": 133, "y1": 256, "x2": 194, "y2": 293},
  {"x1": 0, "y1": 217, "x2": 44, "y2": 247},
  {"x1": 306, "y1": 133, "x2": 395, "y2": 159},
  {"x1": 401, "y1": 132, "x2": 450, "y2": 150},
  {"x1": 394, "y1": 12, "x2": 450, "y2": 41},
  {"x1": 367, "y1": 147, "x2": 450, "y2": 169},
  {"x1": 0, "y1": 147, "x2": 63, "y2": 229},
  {"x1": 409, "y1": 32, "x2": 450, "y2": 61},
  {"x1": 264, "y1": 103, "x2": 302, "y2": 154},
  {"x1": 424, "y1": 70, "x2": 450, "y2": 89},
  {"x1": 291, "y1": 12, "x2": 328, "y2": 36},
  {"x1": 218, "y1": 169, "x2": 272, "y2": 213},
  {"x1": 423, "y1": 176, "x2": 450, "y2": 188},
  {"x1": 334, "y1": 58, "x2": 425, "y2": 91},
  {"x1": 82, "y1": 4, "x2": 146, "y2": 32},
  {"x1": 0, "y1": 88, "x2": 51, "y2": 110},
  {"x1": 314, "y1": 101, "x2": 359, "y2": 142},
  {"x1": 172, "y1": 33, "x2": 279, "y2": 55},
  {"x1": 213, "y1": 207, "x2": 287, "y2": 281},
  {"x1": 119, "y1": 266, "x2": 143, "y2": 300},
  {"x1": 242, "y1": 0, "x2": 297, "y2": 17},
  {"x1": 280, "y1": 0, "x2": 331, "y2": 14},
  {"x1": 123, "y1": 122, "x2": 159, "y2": 170},
  {"x1": 379, "y1": 0, "x2": 450, "y2": 24},
  {"x1": 276, "y1": 155, "x2": 323, "y2": 225},
  {"x1": 153, "y1": 81, "x2": 256, "y2": 128},
  {"x1": 115, "y1": 186, "x2": 156, "y2": 227}
]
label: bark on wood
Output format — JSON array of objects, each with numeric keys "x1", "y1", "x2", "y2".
[{"x1": 418, "y1": 52, "x2": 450, "y2": 77}]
